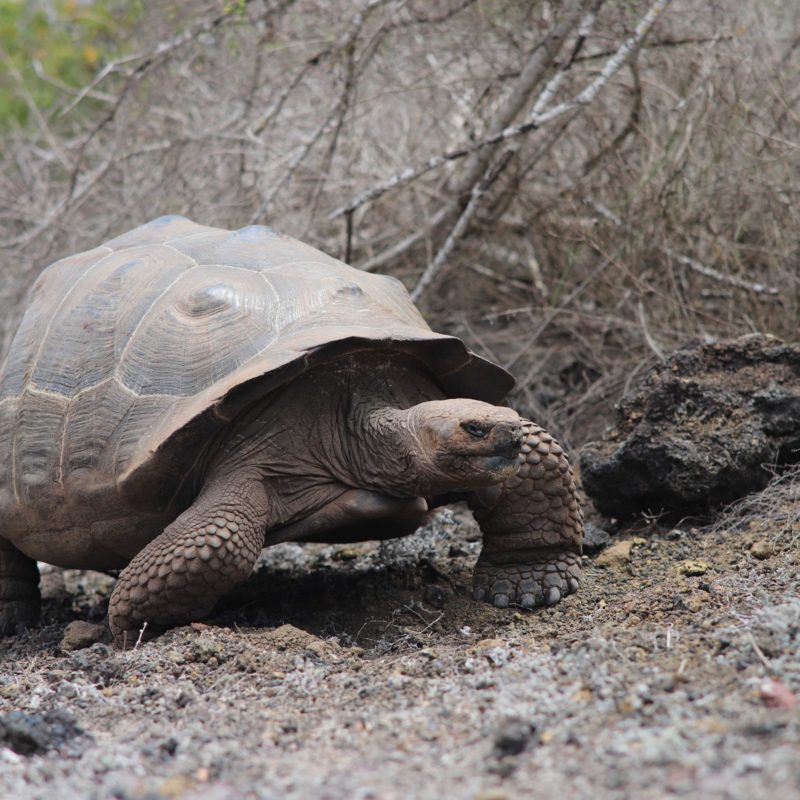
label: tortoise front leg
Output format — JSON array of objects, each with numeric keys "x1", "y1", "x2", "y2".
[
  {"x1": 108, "y1": 477, "x2": 269, "y2": 646},
  {"x1": 0, "y1": 536, "x2": 41, "y2": 636},
  {"x1": 469, "y1": 421, "x2": 583, "y2": 609}
]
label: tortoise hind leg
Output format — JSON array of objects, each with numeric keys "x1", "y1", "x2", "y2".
[
  {"x1": 0, "y1": 536, "x2": 41, "y2": 636},
  {"x1": 469, "y1": 420, "x2": 583, "y2": 609},
  {"x1": 108, "y1": 477, "x2": 270, "y2": 646}
]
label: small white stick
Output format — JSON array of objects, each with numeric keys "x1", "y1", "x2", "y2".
[{"x1": 133, "y1": 621, "x2": 148, "y2": 650}]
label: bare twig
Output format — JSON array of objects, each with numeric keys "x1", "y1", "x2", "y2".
[
  {"x1": 305, "y1": 1, "x2": 403, "y2": 230},
  {"x1": 345, "y1": 210, "x2": 354, "y2": 263},
  {"x1": 330, "y1": 0, "x2": 670, "y2": 221},
  {"x1": 133, "y1": 622, "x2": 148, "y2": 651},
  {"x1": 251, "y1": 0, "x2": 396, "y2": 223},
  {"x1": 503, "y1": 247, "x2": 621, "y2": 372},
  {"x1": 0, "y1": 47, "x2": 70, "y2": 169},
  {"x1": 663, "y1": 248, "x2": 779, "y2": 296},
  {"x1": 570, "y1": 34, "x2": 737, "y2": 65},
  {"x1": 329, "y1": 0, "x2": 591, "y2": 221},
  {"x1": 249, "y1": 45, "x2": 330, "y2": 140},
  {"x1": 524, "y1": 0, "x2": 670, "y2": 125},
  {"x1": 330, "y1": 0, "x2": 593, "y2": 224},
  {"x1": 748, "y1": 632, "x2": 772, "y2": 671},
  {"x1": 410, "y1": 149, "x2": 514, "y2": 301},
  {"x1": 60, "y1": 0, "x2": 263, "y2": 118},
  {"x1": 328, "y1": 121, "x2": 542, "y2": 221},
  {"x1": 31, "y1": 59, "x2": 116, "y2": 105},
  {"x1": 358, "y1": 205, "x2": 453, "y2": 272},
  {"x1": 450, "y1": 0, "x2": 601, "y2": 198},
  {"x1": 585, "y1": 198, "x2": 779, "y2": 297},
  {"x1": 62, "y1": 0, "x2": 286, "y2": 204},
  {"x1": 637, "y1": 300, "x2": 666, "y2": 360}
]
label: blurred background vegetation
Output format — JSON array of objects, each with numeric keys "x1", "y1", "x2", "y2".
[
  {"x1": 0, "y1": 0, "x2": 139, "y2": 125},
  {"x1": 0, "y1": 0, "x2": 797, "y2": 451}
]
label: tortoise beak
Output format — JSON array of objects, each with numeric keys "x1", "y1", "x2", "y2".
[{"x1": 492, "y1": 422, "x2": 523, "y2": 459}]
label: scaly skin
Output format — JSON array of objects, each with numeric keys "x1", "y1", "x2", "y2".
[
  {"x1": 0, "y1": 536, "x2": 40, "y2": 636},
  {"x1": 470, "y1": 421, "x2": 583, "y2": 609},
  {"x1": 108, "y1": 477, "x2": 269, "y2": 646}
]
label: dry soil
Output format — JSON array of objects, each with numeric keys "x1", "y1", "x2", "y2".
[{"x1": 0, "y1": 497, "x2": 798, "y2": 800}]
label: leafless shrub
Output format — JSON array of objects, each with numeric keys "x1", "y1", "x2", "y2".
[{"x1": 0, "y1": 0, "x2": 797, "y2": 449}]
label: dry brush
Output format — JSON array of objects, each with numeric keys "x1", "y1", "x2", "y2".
[{"x1": 0, "y1": 0, "x2": 797, "y2": 447}]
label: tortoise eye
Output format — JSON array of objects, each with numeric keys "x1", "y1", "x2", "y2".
[{"x1": 462, "y1": 421, "x2": 487, "y2": 439}]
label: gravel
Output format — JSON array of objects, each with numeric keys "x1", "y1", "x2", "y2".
[{"x1": 0, "y1": 502, "x2": 798, "y2": 799}]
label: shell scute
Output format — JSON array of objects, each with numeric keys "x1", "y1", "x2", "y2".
[{"x1": 117, "y1": 265, "x2": 281, "y2": 397}]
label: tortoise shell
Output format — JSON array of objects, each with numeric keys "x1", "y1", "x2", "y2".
[{"x1": 0, "y1": 216, "x2": 514, "y2": 529}]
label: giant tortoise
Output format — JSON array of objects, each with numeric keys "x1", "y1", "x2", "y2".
[{"x1": 0, "y1": 216, "x2": 583, "y2": 644}]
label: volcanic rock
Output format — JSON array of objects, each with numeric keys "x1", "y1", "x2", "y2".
[{"x1": 580, "y1": 334, "x2": 800, "y2": 516}]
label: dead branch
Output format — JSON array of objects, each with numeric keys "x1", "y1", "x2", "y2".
[
  {"x1": 358, "y1": 205, "x2": 452, "y2": 272},
  {"x1": 251, "y1": 0, "x2": 397, "y2": 223},
  {"x1": 304, "y1": 0, "x2": 402, "y2": 230},
  {"x1": 410, "y1": 149, "x2": 514, "y2": 301},
  {"x1": 663, "y1": 249, "x2": 780, "y2": 296},
  {"x1": 585, "y1": 198, "x2": 780, "y2": 297},
  {"x1": 330, "y1": 0, "x2": 670, "y2": 222},
  {"x1": 60, "y1": 0, "x2": 276, "y2": 119},
  {"x1": 0, "y1": 47, "x2": 70, "y2": 169},
  {"x1": 449, "y1": 0, "x2": 602, "y2": 198},
  {"x1": 525, "y1": 0, "x2": 670, "y2": 126}
]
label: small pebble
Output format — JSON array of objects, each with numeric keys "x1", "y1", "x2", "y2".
[
  {"x1": 759, "y1": 679, "x2": 797, "y2": 710},
  {"x1": 0, "y1": 709, "x2": 84, "y2": 755},
  {"x1": 60, "y1": 621, "x2": 109, "y2": 652},
  {"x1": 678, "y1": 560, "x2": 709, "y2": 576},
  {"x1": 477, "y1": 790, "x2": 509, "y2": 800},
  {"x1": 682, "y1": 592, "x2": 707, "y2": 613},
  {"x1": 423, "y1": 585, "x2": 446, "y2": 609},
  {"x1": 473, "y1": 638, "x2": 505, "y2": 651},
  {"x1": 750, "y1": 540, "x2": 774, "y2": 559},
  {"x1": 595, "y1": 539, "x2": 641, "y2": 568}
]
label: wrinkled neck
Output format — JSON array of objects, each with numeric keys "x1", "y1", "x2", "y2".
[
  {"x1": 346, "y1": 404, "x2": 441, "y2": 498},
  {"x1": 210, "y1": 353, "x2": 446, "y2": 499}
]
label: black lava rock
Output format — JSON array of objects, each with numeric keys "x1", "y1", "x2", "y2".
[
  {"x1": 582, "y1": 523, "x2": 611, "y2": 555},
  {"x1": 493, "y1": 717, "x2": 535, "y2": 757},
  {"x1": 580, "y1": 334, "x2": 800, "y2": 517}
]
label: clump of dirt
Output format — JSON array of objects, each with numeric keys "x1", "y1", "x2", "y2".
[{"x1": 0, "y1": 499, "x2": 798, "y2": 799}]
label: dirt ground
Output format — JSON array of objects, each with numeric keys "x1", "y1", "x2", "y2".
[{"x1": 1, "y1": 494, "x2": 799, "y2": 800}]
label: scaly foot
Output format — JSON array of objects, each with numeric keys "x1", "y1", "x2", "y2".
[{"x1": 472, "y1": 549, "x2": 581, "y2": 609}]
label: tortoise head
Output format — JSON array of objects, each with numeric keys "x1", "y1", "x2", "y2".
[{"x1": 405, "y1": 399, "x2": 523, "y2": 492}]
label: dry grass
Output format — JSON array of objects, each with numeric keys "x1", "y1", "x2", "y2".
[
  {"x1": 0, "y1": 0, "x2": 797, "y2": 449},
  {"x1": 708, "y1": 465, "x2": 800, "y2": 546}
]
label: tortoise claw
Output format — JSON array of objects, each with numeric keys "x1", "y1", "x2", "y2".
[
  {"x1": 545, "y1": 587, "x2": 562, "y2": 606},
  {"x1": 492, "y1": 593, "x2": 510, "y2": 609},
  {"x1": 520, "y1": 593, "x2": 537, "y2": 610}
]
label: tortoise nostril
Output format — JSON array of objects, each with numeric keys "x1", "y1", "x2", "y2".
[{"x1": 495, "y1": 424, "x2": 523, "y2": 454}]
